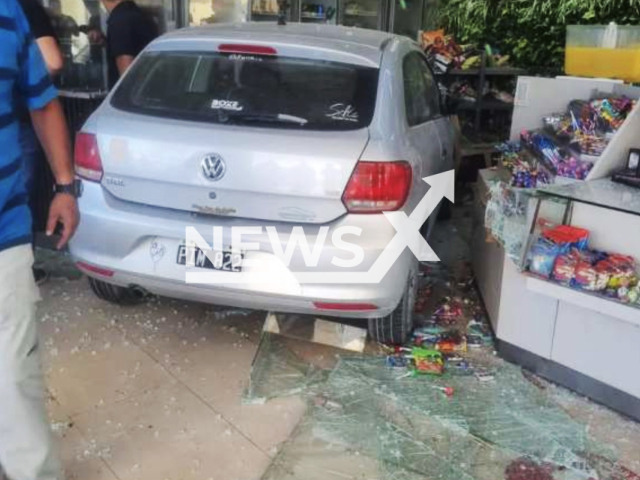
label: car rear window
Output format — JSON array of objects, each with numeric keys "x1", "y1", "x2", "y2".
[{"x1": 111, "y1": 51, "x2": 379, "y2": 131}]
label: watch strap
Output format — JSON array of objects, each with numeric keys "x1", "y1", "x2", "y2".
[{"x1": 54, "y1": 180, "x2": 82, "y2": 198}]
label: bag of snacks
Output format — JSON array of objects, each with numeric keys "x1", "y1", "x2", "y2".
[
  {"x1": 552, "y1": 250, "x2": 580, "y2": 285},
  {"x1": 530, "y1": 239, "x2": 562, "y2": 278}
]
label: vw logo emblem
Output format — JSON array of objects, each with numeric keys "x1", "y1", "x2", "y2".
[{"x1": 200, "y1": 154, "x2": 226, "y2": 181}]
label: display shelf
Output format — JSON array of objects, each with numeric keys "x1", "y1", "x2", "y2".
[
  {"x1": 301, "y1": 13, "x2": 327, "y2": 19},
  {"x1": 446, "y1": 67, "x2": 527, "y2": 77},
  {"x1": 343, "y1": 10, "x2": 377, "y2": 16},
  {"x1": 457, "y1": 98, "x2": 514, "y2": 112},
  {"x1": 437, "y1": 52, "x2": 525, "y2": 138},
  {"x1": 461, "y1": 142, "x2": 498, "y2": 157},
  {"x1": 473, "y1": 77, "x2": 640, "y2": 421},
  {"x1": 526, "y1": 275, "x2": 640, "y2": 326}
]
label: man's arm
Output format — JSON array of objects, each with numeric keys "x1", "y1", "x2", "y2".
[
  {"x1": 15, "y1": 2, "x2": 78, "y2": 250},
  {"x1": 30, "y1": 100, "x2": 78, "y2": 249},
  {"x1": 116, "y1": 54, "x2": 135, "y2": 76},
  {"x1": 36, "y1": 37, "x2": 64, "y2": 75}
]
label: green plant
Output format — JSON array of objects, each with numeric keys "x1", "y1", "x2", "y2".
[{"x1": 437, "y1": 0, "x2": 640, "y2": 73}]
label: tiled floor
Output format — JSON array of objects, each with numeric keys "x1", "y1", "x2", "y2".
[
  {"x1": 38, "y1": 277, "x2": 306, "y2": 480},
  {"x1": 34, "y1": 224, "x2": 640, "y2": 480}
]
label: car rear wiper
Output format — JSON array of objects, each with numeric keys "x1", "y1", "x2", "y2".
[{"x1": 219, "y1": 111, "x2": 308, "y2": 125}]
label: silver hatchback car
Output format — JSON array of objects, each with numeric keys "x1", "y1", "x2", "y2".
[{"x1": 70, "y1": 23, "x2": 455, "y2": 344}]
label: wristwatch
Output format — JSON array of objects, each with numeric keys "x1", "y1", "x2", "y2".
[{"x1": 53, "y1": 179, "x2": 83, "y2": 198}]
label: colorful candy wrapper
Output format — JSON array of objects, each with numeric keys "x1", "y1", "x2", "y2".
[{"x1": 552, "y1": 250, "x2": 579, "y2": 285}]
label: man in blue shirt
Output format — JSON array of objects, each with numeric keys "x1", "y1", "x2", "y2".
[{"x1": 0, "y1": 1, "x2": 79, "y2": 479}]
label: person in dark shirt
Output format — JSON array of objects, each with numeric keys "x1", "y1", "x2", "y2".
[
  {"x1": 17, "y1": 0, "x2": 64, "y2": 284},
  {"x1": 18, "y1": 0, "x2": 64, "y2": 75},
  {"x1": 100, "y1": 0, "x2": 158, "y2": 88}
]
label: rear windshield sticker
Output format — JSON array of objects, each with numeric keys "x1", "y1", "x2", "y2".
[
  {"x1": 326, "y1": 103, "x2": 359, "y2": 122},
  {"x1": 227, "y1": 54, "x2": 264, "y2": 62},
  {"x1": 211, "y1": 99, "x2": 244, "y2": 111}
]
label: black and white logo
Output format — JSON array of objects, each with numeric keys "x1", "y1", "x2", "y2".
[{"x1": 210, "y1": 99, "x2": 243, "y2": 111}]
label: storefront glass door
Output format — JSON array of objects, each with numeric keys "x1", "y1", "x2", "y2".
[
  {"x1": 340, "y1": 0, "x2": 384, "y2": 30},
  {"x1": 48, "y1": 0, "x2": 183, "y2": 91},
  {"x1": 189, "y1": 0, "x2": 248, "y2": 25},
  {"x1": 390, "y1": 0, "x2": 422, "y2": 39}
]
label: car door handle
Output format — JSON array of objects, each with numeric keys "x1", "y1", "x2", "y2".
[{"x1": 442, "y1": 148, "x2": 448, "y2": 158}]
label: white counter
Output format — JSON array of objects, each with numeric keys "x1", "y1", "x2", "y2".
[{"x1": 473, "y1": 173, "x2": 640, "y2": 420}]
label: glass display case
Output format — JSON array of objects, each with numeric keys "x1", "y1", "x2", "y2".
[
  {"x1": 138, "y1": 0, "x2": 178, "y2": 31},
  {"x1": 249, "y1": 0, "x2": 291, "y2": 22},
  {"x1": 44, "y1": 0, "x2": 439, "y2": 92},
  {"x1": 242, "y1": 0, "x2": 435, "y2": 35},
  {"x1": 43, "y1": 0, "x2": 105, "y2": 91},
  {"x1": 248, "y1": 0, "x2": 339, "y2": 24},
  {"x1": 340, "y1": 0, "x2": 384, "y2": 30},
  {"x1": 49, "y1": 0, "x2": 179, "y2": 92},
  {"x1": 300, "y1": 0, "x2": 338, "y2": 24},
  {"x1": 390, "y1": 0, "x2": 421, "y2": 39}
]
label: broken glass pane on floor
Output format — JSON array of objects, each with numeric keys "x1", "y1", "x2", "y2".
[
  {"x1": 247, "y1": 320, "x2": 623, "y2": 480},
  {"x1": 248, "y1": 252, "x2": 632, "y2": 480},
  {"x1": 260, "y1": 354, "x2": 618, "y2": 480},
  {"x1": 243, "y1": 332, "x2": 330, "y2": 403}
]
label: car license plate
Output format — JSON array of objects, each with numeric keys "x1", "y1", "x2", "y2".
[{"x1": 176, "y1": 245, "x2": 243, "y2": 272}]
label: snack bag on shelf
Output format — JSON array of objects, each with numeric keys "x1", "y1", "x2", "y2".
[
  {"x1": 570, "y1": 249, "x2": 608, "y2": 291},
  {"x1": 618, "y1": 285, "x2": 640, "y2": 304},
  {"x1": 529, "y1": 226, "x2": 592, "y2": 279},
  {"x1": 543, "y1": 113, "x2": 574, "y2": 141},
  {"x1": 542, "y1": 225, "x2": 590, "y2": 251},
  {"x1": 574, "y1": 261, "x2": 602, "y2": 291},
  {"x1": 598, "y1": 254, "x2": 638, "y2": 290},
  {"x1": 529, "y1": 238, "x2": 562, "y2": 278},
  {"x1": 552, "y1": 250, "x2": 580, "y2": 285}
]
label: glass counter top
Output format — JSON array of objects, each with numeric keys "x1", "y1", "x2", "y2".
[{"x1": 539, "y1": 178, "x2": 640, "y2": 217}]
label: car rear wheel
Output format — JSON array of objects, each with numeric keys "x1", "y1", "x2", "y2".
[
  {"x1": 88, "y1": 278, "x2": 146, "y2": 306},
  {"x1": 368, "y1": 272, "x2": 416, "y2": 345},
  {"x1": 437, "y1": 200, "x2": 452, "y2": 221}
]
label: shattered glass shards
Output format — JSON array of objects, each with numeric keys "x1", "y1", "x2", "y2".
[
  {"x1": 254, "y1": 260, "x2": 621, "y2": 480},
  {"x1": 484, "y1": 181, "x2": 533, "y2": 263},
  {"x1": 260, "y1": 351, "x2": 618, "y2": 480},
  {"x1": 483, "y1": 181, "x2": 570, "y2": 267},
  {"x1": 243, "y1": 332, "x2": 330, "y2": 403}
]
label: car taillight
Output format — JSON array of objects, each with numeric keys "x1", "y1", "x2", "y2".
[
  {"x1": 75, "y1": 132, "x2": 103, "y2": 182},
  {"x1": 342, "y1": 161, "x2": 412, "y2": 213},
  {"x1": 218, "y1": 44, "x2": 278, "y2": 56}
]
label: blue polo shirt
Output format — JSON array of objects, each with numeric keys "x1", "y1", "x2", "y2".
[{"x1": 0, "y1": 0, "x2": 57, "y2": 253}]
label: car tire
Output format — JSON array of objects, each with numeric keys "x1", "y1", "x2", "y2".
[
  {"x1": 437, "y1": 200, "x2": 452, "y2": 221},
  {"x1": 88, "y1": 278, "x2": 145, "y2": 306},
  {"x1": 368, "y1": 272, "x2": 417, "y2": 345}
]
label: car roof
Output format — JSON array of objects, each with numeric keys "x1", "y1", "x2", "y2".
[{"x1": 152, "y1": 23, "x2": 403, "y2": 67}]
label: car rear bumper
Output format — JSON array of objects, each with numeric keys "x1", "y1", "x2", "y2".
[{"x1": 70, "y1": 183, "x2": 416, "y2": 319}]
